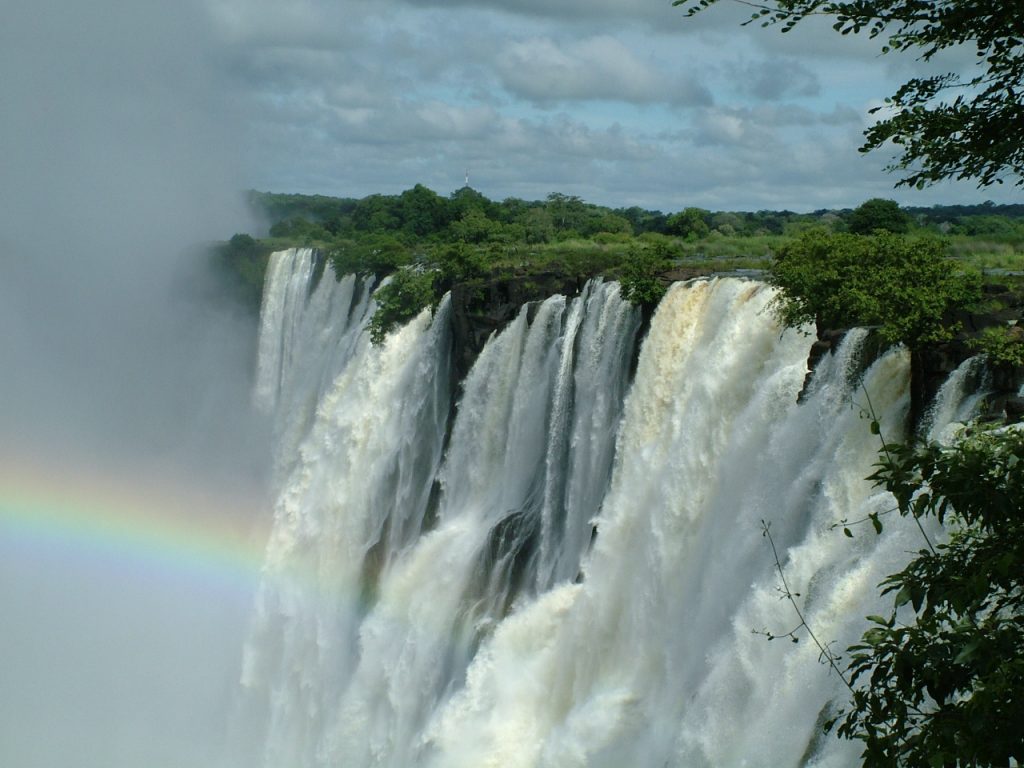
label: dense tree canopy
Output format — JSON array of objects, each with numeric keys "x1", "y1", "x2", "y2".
[
  {"x1": 666, "y1": 207, "x2": 711, "y2": 238},
  {"x1": 769, "y1": 230, "x2": 980, "y2": 347},
  {"x1": 848, "y1": 198, "x2": 911, "y2": 235},
  {"x1": 675, "y1": 0, "x2": 1024, "y2": 188}
]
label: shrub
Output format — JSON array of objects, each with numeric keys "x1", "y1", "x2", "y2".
[
  {"x1": 971, "y1": 325, "x2": 1024, "y2": 367},
  {"x1": 769, "y1": 231, "x2": 981, "y2": 348},
  {"x1": 619, "y1": 243, "x2": 671, "y2": 308},
  {"x1": 367, "y1": 268, "x2": 436, "y2": 345}
]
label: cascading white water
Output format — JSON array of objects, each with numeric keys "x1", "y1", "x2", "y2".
[
  {"x1": 253, "y1": 247, "x2": 378, "y2": 480},
  {"x1": 922, "y1": 355, "x2": 990, "y2": 445},
  {"x1": 239, "y1": 252, "x2": 984, "y2": 768}
]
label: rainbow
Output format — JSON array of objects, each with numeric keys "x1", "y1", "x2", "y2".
[{"x1": 0, "y1": 449, "x2": 271, "y2": 591}]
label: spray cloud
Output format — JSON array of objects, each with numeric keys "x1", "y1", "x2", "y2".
[{"x1": 0, "y1": 2, "x2": 270, "y2": 766}]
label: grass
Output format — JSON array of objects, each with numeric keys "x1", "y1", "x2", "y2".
[{"x1": 944, "y1": 236, "x2": 1024, "y2": 272}]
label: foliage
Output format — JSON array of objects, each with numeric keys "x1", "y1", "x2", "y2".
[
  {"x1": 435, "y1": 243, "x2": 489, "y2": 285},
  {"x1": 831, "y1": 428, "x2": 1024, "y2": 767},
  {"x1": 208, "y1": 232, "x2": 270, "y2": 312},
  {"x1": 249, "y1": 190, "x2": 358, "y2": 231},
  {"x1": 451, "y1": 209, "x2": 501, "y2": 244},
  {"x1": 666, "y1": 207, "x2": 711, "y2": 239},
  {"x1": 848, "y1": 199, "x2": 911, "y2": 235},
  {"x1": 397, "y1": 184, "x2": 451, "y2": 237},
  {"x1": 618, "y1": 243, "x2": 672, "y2": 307},
  {"x1": 247, "y1": 190, "x2": 1024, "y2": 254},
  {"x1": 234, "y1": 187, "x2": 1024, "y2": 345},
  {"x1": 675, "y1": 0, "x2": 1024, "y2": 189},
  {"x1": 522, "y1": 207, "x2": 555, "y2": 244},
  {"x1": 367, "y1": 268, "x2": 436, "y2": 345},
  {"x1": 329, "y1": 235, "x2": 411, "y2": 277},
  {"x1": 268, "y1": 216, "x2": 333, "y2": 243},
  {"x1": 769, "y1": 231, "x2": 981, "y2": 347},
  {"x1": 970, "y1": 324, "x2": 1024, "y2": 367}
]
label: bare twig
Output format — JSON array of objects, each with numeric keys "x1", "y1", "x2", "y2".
[{"x1": 759, "y1": 520, "x2": 855, "y2": 694}]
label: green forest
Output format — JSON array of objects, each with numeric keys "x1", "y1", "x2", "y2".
[{"x1": 212, "y1": 186, "x2": 1024, "y2": 320}]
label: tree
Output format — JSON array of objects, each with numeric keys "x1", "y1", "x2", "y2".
[
  {"x1": 769, "y1": 230, "x2": 979, "y2": 348},
  {"x1": 591, "y1": 212, "x2": 633, "y2": 236},
  {"x1": 367, "y1": 268, "x2": 436, "y2": 345},
  {"x1": 522, "y1": 207, "x2": 555, "y2": 244},
  {"x1": 434, "y1": 242, "x2": 488, "y2": 285},
  {"x1": 397, "y1": 184, "x2": 451, "y2": 237},
  {"x1": 449, "y1": 186, "x2": 494, "y2": 220},
  {"x1": 675, "y1": 0, "x2": 1024, "y2": 188},
  {"x1": 619, "y1": 242, "x2": 672, "y2": 307},
  {"x1": 330, "y1": 234, "x2": 411, "y2": 277},
  {"x1": 666, "y1": 207, "x2": 711, "y2": 238},
  {"x1": 848, "y1": 198, "x2": 912, "y2": 235},
  {"x1": 352, "y1": 194, "x2": 401, "y2": 233},
  {"x1": 832, "y1": 430, "x2": 1024, "y2": 767},
  {"x1": 210, "y1": 233, "x2": 268, "y2": 312},
  {"x1": 545, "y1": 192, "x2": 587, "y2": 233},
  {"x1": 450, "y1": 209, "x2": 500, "y2": 244}
]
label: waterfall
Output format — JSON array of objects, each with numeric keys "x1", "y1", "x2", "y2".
[
  {"x1": 237, "y1": 250, "x2": 983, "y2": 768},
  {"x1": 253, "y1": 247, "x2": 378, "y2": 480},
  {"x1": 921, "y1": 355, "x2": 990, "y2": 445}
]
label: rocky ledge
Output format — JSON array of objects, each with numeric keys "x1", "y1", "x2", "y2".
[
  {"x1": 447, "y1": 270, "x2": 594, "y2": 381},
  {"x1": 807, "y1": 282, "x2": 1024, "y2": 429}
]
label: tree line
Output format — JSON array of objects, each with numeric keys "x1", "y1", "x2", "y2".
[{"x1": 251, "y1": 186, "x2": 1024, "y2": 246}]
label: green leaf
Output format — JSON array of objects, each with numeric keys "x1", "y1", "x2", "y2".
[
  {"x1": 894, "y1": 584, "x2": 912, "y2": 608},
  {"x1": 954, "y1": 640, "x2": 980, "y2": 665}
]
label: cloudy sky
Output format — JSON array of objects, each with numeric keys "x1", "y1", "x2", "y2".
[
  {"x1": 4, "y1": 0, "x2": 1021, "y2": 222},
  {"x1": 210, "y1": 0, "x2": 1023, "y2": 212}
]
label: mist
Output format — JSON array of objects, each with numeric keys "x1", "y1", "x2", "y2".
[{"x1": 0, "y1": 2, "x2": 271, "y2": 766}]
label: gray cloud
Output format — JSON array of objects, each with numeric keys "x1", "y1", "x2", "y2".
[
  {"x1": 495, "y1": 35, "x2": 712, "y2": 106},
  {"x1": 209, "y1": 0, "x2": 1021, "y2": 210},
  {"x1": 399, "y1": 0, "x2": 671, "y2": 23},
  {"x1": 731, "y1": 58, "x2": 821, "y2": 101}
]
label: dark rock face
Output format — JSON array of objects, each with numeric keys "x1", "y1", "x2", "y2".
[
  {"x1": 1005, "y1": 396, "x2": 1024, "y2": 420},
  {"x1": 799, "y1": 327, "x2": 888, "y2": 404},
  {"x1": 448, "y1": 271, "x2": 588, "y2": 381},
  {"x1": 447, "y1": 269, "x2": 1023, "y2": 430}
]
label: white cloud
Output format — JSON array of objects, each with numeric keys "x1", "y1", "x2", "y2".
[
  {"x1": 415, "y1": 102, "x2": 500, "y2": 138},
  {"x1": 495, "y1": 35, "x2": 711, "y2": 106},
  {"x1": 195, "y1": 0, "x2": 1018, "y2": 209}
]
